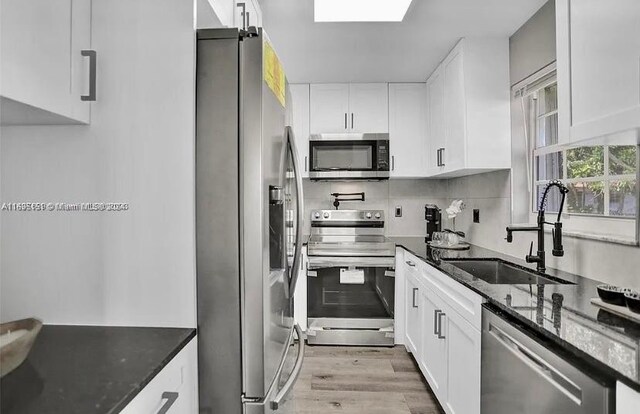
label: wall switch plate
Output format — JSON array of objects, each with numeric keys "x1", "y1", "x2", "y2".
[
  {"x1": 395, "y1": 206, "x2": 402, "y2": 217},
  {"x1": 473, "y1": 209, "x2": 480, "y2": 223}
]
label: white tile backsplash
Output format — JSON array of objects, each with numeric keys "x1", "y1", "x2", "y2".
[
  {"x1": 302, "y1": 179, "x2": 448, "y2": 236},
  {"x1": 303, "y1": 171, "x2": 640, "y2": 290}
]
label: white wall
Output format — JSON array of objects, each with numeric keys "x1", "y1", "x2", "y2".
[
  {"x1": 509, "y1": 0, "x2": 556, "y2": 85},
  {"x1": 0, "y1": 0, "x2": 197, "y2": 327}
]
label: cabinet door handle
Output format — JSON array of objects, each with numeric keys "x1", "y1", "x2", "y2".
[
  {"x1": 439, "y1": 148, "x2": 445, "y2": 167},
  {"x1": 237, "y1": 2, "x2": 247, "y2": 29},
  {"x1": 344, "y1": 113, "x2": 348, "y2": 129},
  {"x1": 351, "y1": 113, "x2": 354, "y2": 129},
  {"x1": 436, "y1": 149, "x2": 440, "y2": 166},
  {"x1": 157, "y1": 391, "x2": 179, "y2": 414},
  {"x1": 304, "y1": 155, "x2": 308, "y2": 172},
  {"x1": 391, "y1": 155, "x2": 395, "y2": 171},
  {"x1": 434, "y1": 310, "x2": 440, "y2": 335},
  {"x1": 405, "y1": 260, "x2": 415, "y2": 267},
  {"x1": 412, "y1": 288, "x2": 418, "y2": 308},
  {"x1": 81, "y1": 50, "x2": 97, "y2": 102},
  {"x1": 437, "y1": 311, "x2": 446, "y2": 339}
]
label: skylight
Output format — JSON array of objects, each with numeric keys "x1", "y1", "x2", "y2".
[{"x1": 314, "y1": 0, "x2": 413, "y2": 22}]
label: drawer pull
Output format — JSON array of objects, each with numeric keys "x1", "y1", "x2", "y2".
[
  {"x1": 405, "y1": 260, "x2": 416, "y2": 267},
  {"x1": 157, "y1": 391, "x2": 179, "y2": 414},
  {"x1": 437, "y1": 311, "x2": 446, "y2": 339}
]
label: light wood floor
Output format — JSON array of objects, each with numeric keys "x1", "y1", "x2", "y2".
[{"x1": 291, "y1": 345, "x2": 445, "y2": 414}]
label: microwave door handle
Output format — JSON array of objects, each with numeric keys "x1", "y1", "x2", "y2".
[{"x1": 286, "y1": 126, "x2": 304, "y2": 296}]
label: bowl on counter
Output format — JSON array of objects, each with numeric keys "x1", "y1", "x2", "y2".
[
  {"x1": 596, "y1": 285, "x2": 633, "y2": 306},
  {"x1": 625, "y1": 292, "x2": 640, "y2": 314},
  {"x1": 0, "y1": 318, "x2": 43, "y2": 377}
]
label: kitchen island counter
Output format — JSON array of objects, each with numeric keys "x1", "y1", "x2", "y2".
[{"x1": 0, "y1": 325, "x2": 196, "y2": 413}]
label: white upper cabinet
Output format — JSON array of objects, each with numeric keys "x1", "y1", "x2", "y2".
[
  {"x1": 310, "y1": 84, "x2": 350, "y2": 133},
  {"x1": 427, "y1": 67, "x2": 446, "y2": 174},
  {"x1": 348, "y1": 83, "x2": 389, "y2": 133},
  {"x1": 425, "y1": 38, "x2": 511, "y2": 178},
  {"x1": 290, "y1": 84, "x2": 310, "y2": 178},
  {"x1": 309, "y1": 83, "x2": 388, "y2": 134},
  {"x1": 389, "y1": 83, "x2": 428, "y2": 177},
  {"x1": 1, "y1": 0, "x2": 93, "y2": 125},
  {"x1": 556, "y1": 0, "x2": 640, "y2": 143},
  {"x1": 442, "y1": 47, "x2": 466, "y2": 172}
]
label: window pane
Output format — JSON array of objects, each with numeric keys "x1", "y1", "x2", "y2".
[
  {"x1": 566, "y1": 182, "x2": 605, "y2": 215},
  {"x1": 536, "y1": 152, "x2": 563, "y2": 180},
  {"x1": 536, "y1": 113, "x2": 558, "y2": 148},
  {"x1": 609, "y1": 180, "x2": 637, "y2": 217},
  {"x1": 567, "y1": 146, "x2": 604, "y2": 179},
  {"x1": 535, "y1": 184, "x2": 561, "y2": 213},
  {"x1": 609, "y1": 145, "x2": 637, "y2": 176},
  {"x1": 537, "y1": 84, "x2": 558, "y2": 115}
]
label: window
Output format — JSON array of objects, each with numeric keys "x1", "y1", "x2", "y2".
[{"x1": 529, "y1": 80, "x2": 638, "y2": 219}]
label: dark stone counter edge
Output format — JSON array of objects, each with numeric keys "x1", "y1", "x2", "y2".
[
  {"x1": 111, "y1": 328, "x2": 197, "y2": 413},
  {"x1": 395, "y1": 242, "x2": 640, "y2": 394}
]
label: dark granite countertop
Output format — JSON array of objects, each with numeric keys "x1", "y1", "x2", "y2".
[
  {"x1": 0, "y1": 325, "x2": 196, "y2": 414},
  {"x1": 390, "y1": 236, "x2": 640, "y2": 392}
]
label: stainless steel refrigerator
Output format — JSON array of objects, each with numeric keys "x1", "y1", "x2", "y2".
[{"x1": 196, "y1": 28, "x2": 304, "y2": 414}]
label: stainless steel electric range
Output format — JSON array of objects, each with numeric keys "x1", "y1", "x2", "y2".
[{"x1": 306, "y1": 209, "x2": 396, "y2": 346}]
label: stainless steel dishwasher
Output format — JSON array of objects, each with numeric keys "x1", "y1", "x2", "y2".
[{"x1": 482, "y1": 305, "x2": 614, "y2": 414}]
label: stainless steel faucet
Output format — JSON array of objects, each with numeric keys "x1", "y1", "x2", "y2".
[{"x1": 505, "y1": 180, "x2": 569, "y2": 273}]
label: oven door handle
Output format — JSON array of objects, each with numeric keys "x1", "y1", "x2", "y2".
[{"x1": 307, "y1": 256, "x2": 395, "y2": 269}]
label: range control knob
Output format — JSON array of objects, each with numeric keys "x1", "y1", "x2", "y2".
[
  {"x1": 365, "y1": 212, "x2": 372, "y2": 219},
  {"x1": 313, "y1": 211, "x2": 320, "y2": 219},
  {"x1": 374, "y1": 212, "x2": 381, "y2": 219},
  {"x1": 323, "y1": 212, "x2": 330, "y2": 219}
]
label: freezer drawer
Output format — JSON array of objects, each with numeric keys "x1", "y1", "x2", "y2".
[{"x1": 481, "y1": 305, "x2": 614, "y2": 414}]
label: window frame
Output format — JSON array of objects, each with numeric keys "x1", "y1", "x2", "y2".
[
  {"x1": 532, "y1": 144, "x2": 637, "y2": 218},
  {"x1": 515, "y1": 69, "x2": 638, "y2": 242}
]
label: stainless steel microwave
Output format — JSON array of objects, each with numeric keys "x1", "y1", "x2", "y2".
[{"x1": 308, "y1": 133, "x2": 390, "y2": 180}]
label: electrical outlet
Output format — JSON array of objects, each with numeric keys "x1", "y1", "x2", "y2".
[
  {"x1": 473, "y1": 209, "x2": 480, "y2": 223},
  {"x1": 395, "y1": 206, "x2": 402, "y2": 217}
]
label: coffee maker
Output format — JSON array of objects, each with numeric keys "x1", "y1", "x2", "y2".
[{"x1": 425, "y1": 204, "x2": 441, "y2": 243}]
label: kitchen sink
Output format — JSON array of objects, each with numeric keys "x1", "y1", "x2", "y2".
[{"x1": 446, "y1": 259, "x2": 574, "y2": 285}]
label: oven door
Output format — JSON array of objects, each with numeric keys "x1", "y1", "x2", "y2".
[
  {"x1": 308, "y1": 137, "x2": 389, "y2": 180},
  {"x1": 306, "y1": 256, "x2": 395, "y2": 346}
]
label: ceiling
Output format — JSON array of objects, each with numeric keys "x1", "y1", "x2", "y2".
[{"x1": 259, "y1": 0, "x2": 547, "y2": 83}]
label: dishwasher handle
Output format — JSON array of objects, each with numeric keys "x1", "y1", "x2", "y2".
[{"x1": 488, "y1": 322, "x2": 583, "y2": 405}]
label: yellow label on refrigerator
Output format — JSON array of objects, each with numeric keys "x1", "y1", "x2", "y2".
[{"x1": 263, "y1": 40, "x2": 286, "y2": 107}]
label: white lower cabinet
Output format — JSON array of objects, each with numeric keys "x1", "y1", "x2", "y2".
[
  {"x1": 401, "y1": 249, "x2": 482, "y2": 414},
  {"x1": 404, "y1": 267, "x2": 422, "y2": 355},
  {"x1": 121, "y1": 336, "x2": 198, "y2": 414},
  {"x1": 420, "y1": 287, "x2": 447, "y2": 398},
  {"x1": 442, "y1": 304, "x2": 481, "y2": 414},
  {"x1": 617, "y1": 381, "x2": 640, "y2": 414}
]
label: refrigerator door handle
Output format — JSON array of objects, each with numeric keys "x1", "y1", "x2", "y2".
[
  {"x1": 271, "y1": 324, "x2": 305, "y2": 410},
  {"x1": 286, "y1": 126, "x2": 304, "y2": 295}
]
